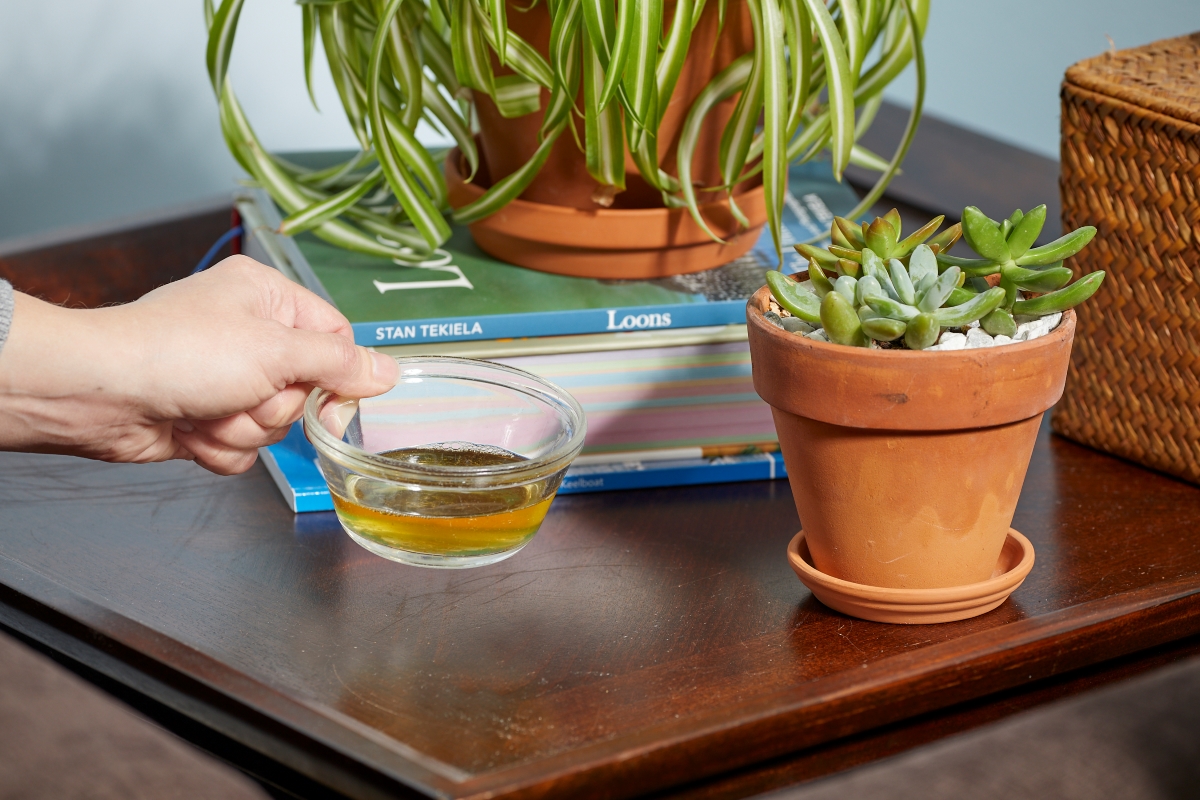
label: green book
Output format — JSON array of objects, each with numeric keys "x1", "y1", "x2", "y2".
[{"x1": 239, "y1": 158, "x2": 858, "y2": 347}]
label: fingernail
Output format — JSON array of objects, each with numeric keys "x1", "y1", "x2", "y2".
[
  {"x1": 174, "y1": 419, "x2": 195, "y2": 433},
  {"x1": 370, "y1": 351, "x2": 399, "y2": 387}
]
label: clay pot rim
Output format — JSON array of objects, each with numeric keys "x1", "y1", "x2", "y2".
[
  {"x1": 445, "y1": 147, "x2": 764, "y2": 222},
  {"x1": 748, "y1": 285, "x2": 1077, "y2": 363},
  {"x1": 787, "y1": 529, "x2": 1035, "y2": 605}
]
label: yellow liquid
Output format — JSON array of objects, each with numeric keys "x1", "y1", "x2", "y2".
[{"x1": 331, "y1": 443, "x2": 556, "y2": 557}]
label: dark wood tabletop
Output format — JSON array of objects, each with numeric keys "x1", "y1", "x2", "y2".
[{"x1": 1, "y1": 109, "x2": 1199, "y2": 800}]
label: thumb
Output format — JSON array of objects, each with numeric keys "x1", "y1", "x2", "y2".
[{"x1": 281, "y1": 328, "x2": 399, "y2": 398}]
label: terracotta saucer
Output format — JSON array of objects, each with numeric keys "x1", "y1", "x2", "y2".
[{"x1": 786, "y1": 529, "x2": 1035, "y2": 624}]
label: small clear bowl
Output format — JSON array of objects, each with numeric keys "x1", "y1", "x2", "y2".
[{"x1": 304, "y1": 356, "x2": 586, "y2": 568}]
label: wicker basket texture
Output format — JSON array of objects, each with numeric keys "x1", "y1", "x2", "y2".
[{"x1": 1055, "y1": 33, "x2": 1200, "y2": 485}]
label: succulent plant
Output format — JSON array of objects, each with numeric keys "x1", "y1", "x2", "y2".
[{"x1": 766, "y1": 206, "x2": 1106, "y2": 350}]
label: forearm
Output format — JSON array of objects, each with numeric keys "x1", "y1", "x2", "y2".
[{"x1": 0, "y1": 291, "x2": 162, "y2": 460}]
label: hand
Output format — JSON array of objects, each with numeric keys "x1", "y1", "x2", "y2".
[{"x1": 0, "y1": 257, "x2": 399, "y2": 474}]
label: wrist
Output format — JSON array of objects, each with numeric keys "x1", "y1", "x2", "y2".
[{"x1": 0, "y1": 293, "x2": 150, "y2": 456}]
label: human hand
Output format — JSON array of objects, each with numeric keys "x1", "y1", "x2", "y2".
[{"x1": 0, "y1": 257, "x2": 398, "y2": 474}]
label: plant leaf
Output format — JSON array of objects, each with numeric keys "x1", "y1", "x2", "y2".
[
  {"x1": 486, "y1": 0, "x2": 509, "y2": 64},
  {"x1": 319, "y1": 5, "x2": 371, "y2": 148},
  {"x1": 302, "y1": 3, "x2": 320, "y2": 110},
  {"x1": 760, "y1": 0, "x2": 788, "y2": 262},
  {"x1": 279, "y1": 167, "x2": 384, "y2": 236},
  {"x1": 451, "y1": 0, "x2": 494, "y2": 93},
  {"x1": 718, "y1": 0, "x2": 764, "y2": 189},
  {"x1": 800, "y1": 0, "x2": 854, "y2": 178},
  {"x1": 454, "y1": 124, "x2": 568, "y2": 223},
  {"x1": 623, "y1": 0, "x2": 663, "y2": 128},
  {"x1": 598, "y1": 0, "x2": 637, "y2": 111},
  {"x1": 583, "y1": 34, "x2": 627, "y2": 189},
  {"x1": 655, "y1": 0, "x2": 694, "y2": 125},
  {"x1": 494, "y1": 74, "x2": 543, "y2": 117},
  {"x1": 677, "y1": 53, "x2": 753, "y2": 241},
  {"x1": 206, "y1": 0, "x2": 246, "y2": 93},
  {"x1": 368, "y1": 0, "x2": 452, "y2": 248},
  {"x1": 796, "y1": 0, "x2": 924, "y2": 243},
  {"x1": 781, "y1": 0, "x2": 811, "y2": 138},
  {"x1": 220, "y1": 82, "x2": 428, "y2": 260}
]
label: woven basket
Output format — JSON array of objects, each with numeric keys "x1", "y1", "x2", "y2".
[{"x1": 1054, "y1": 33, "x2": 1200, "y2": 485}]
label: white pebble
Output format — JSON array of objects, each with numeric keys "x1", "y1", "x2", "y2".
[
  {"x1": 967, "y1": 320, "x2": 981, "y2": 329},
  {"x1": 806, "y1": 329, "x2": 829, "y2": 342},
  {"x1": 929, "y1": 332, "x2": 966, "y2": 351},
  {"x1": 993, "y1": 334, "x2": 1014, "y2": 346},
  {"x1": 965, "y1": 327, "x2": 995, "y2": 349}
]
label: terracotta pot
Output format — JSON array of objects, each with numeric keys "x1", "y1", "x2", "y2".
[
  {"x1": 746, "y1": 286, "x2": 1077, "y2": 592},
  {"x1": 445, "y1": 150, "x2": 764, "y2": 279},
  {"x1": 448, "y1": 0, "x2": 768, "y2": 278}
]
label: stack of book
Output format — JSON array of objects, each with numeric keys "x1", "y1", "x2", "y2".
[{"x1": 243, "y1": 159, "x2": 858, "y2": 511}]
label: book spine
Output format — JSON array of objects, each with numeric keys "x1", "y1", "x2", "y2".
[
  {"x1": 558, "y1": 453, "x2": 787, "y2": 494},
  {"x1": 260, "y1": 440, "x2": 788, "y2": 512},
  {"x1": 358, "y1": 302, "x2": 748, "y2": 346}
]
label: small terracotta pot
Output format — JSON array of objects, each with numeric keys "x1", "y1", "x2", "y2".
[
  {"x1": 447, "y1": 0, "x2": 768, "y2": 278},
  {"x1": 746, "y1": 286, "x2": 1076, "y2": 593}
]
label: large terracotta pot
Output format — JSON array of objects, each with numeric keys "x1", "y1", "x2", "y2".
[
  {"x1": 746, "y1": 286, "x2": 1077, "y2": 592},
  {"x1": 447, "y1": 0, "x2": 767, "y2": 278}
]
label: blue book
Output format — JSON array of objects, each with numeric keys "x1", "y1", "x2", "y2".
[
  {"x1": 260, "y1": 424, "x2": 787, "y2": 513},
  {"x1": 239, "y1": 159, "x2": 854, "y2": 347}
]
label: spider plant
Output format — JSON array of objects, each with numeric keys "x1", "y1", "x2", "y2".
[{"x1": 206, "y1": 0, "x2": 928, "y2": 265}]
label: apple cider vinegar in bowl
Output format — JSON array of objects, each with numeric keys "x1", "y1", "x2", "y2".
[{"x1": 304, "y1": 357, "x2": 586, "y2": 568}]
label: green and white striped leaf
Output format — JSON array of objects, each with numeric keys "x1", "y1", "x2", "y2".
[
  {"x1": 382, "y1": 9, "x2": 424, "y2": 129},
  {"x1": 206, "y1": 0, "x2": 245, "y2": 93},
  {"x1": 319, "y1": 5, "x2": 370, "y2": 148},
  {"x1": 718, "y1": 0, "x2": 763, "y2": 189},
  {"x1": 760, "y1": 0, "x2": 788, "y2": 262},
  {"x1": 598, "y1": 0, "x2": 636, "y2": 111},
  {"x1": 454, "y1": 124, "x2": 568, "y2": 223},
  {"x1": 580, "y1": 0, "x2": 616, "y2": 61},
  {"x1": 855, "y1": 0, "x2": 928, "y2": 101},
  {"x1": 451, "y1": 0, "x2": 494, "y2": 93},
  {"x1": 797, "y1": 0, "x2": 925, "y2": 244},
  {"x1": 801, "y1": 0, "x2": 854, "y2": 178},
  {"x1": 494, "y1": 74, "x2": 543, "y2": 117},
  {"x1": 220, "y1": 83, "x2": 424, "y2": 260},
  {"x1": 583, "y1": 34, "x2": 626, "y2": 189},
  {"x1": 278, "y1": 167, "x2": 384, "y2": 236},
  {"x1": 367, "y1": 0, "x2": 451, "y2": 248},
  {"x1": 421, "y1": 75, "x2": 478, "y2": 178},
  {"x1": 655, "y1": 0, "x2": 693, "y2": 125},
  {"x1": 382, "y1": 108, "x2": 448, "y2": 207},
  {"x1": 418, "y1": 24, "x2": 461, "y2": 95},
  {"x1": 471, "y1": 0, "x2": 554, "y2": 87},
  {"x1": 839, "y1": 0, "x2": 864, "y2": 75},
  {"x1": 677, "y1": 54, "x2": 752, "y2": 240},
  {"x1": 486, "y1": 0, "x2": 509, "y2": 64},
  {"x1": 542, "y1": 10, "x2": 581, "y2": 136},
  {"x1": 622, "y1": 0, "x2": 663, "y2": 130},
  {"x1": 302, "y1": 3, "x2": 319, "y2": 110},
  {"x1": 781, "y1": 0, "x2": 811, "y2": 137}
]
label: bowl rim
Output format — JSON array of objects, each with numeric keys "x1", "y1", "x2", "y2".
[{"x1": 303, "y1": 355, "x2": 587, "y2": 486}]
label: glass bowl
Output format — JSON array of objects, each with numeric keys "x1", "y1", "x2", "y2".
[{"x1": 304, "y1": 356, "x2": 586, "y2": 568}]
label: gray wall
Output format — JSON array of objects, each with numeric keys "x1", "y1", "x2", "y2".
[
  {"x1": 2, "y1": 1, "x2": 1199, "y2": 244},
  {"x1": 883, "y1": 0, "x2": 1200, "y2": 159}
]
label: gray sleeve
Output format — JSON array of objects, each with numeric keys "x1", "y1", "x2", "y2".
[{"x1": 0, "y1": 279, "x2": 12, "y2": 357}]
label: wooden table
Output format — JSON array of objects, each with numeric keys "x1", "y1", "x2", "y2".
[{"x1": 2, "y1": 112, "x2": 1199, "y2": 800}]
